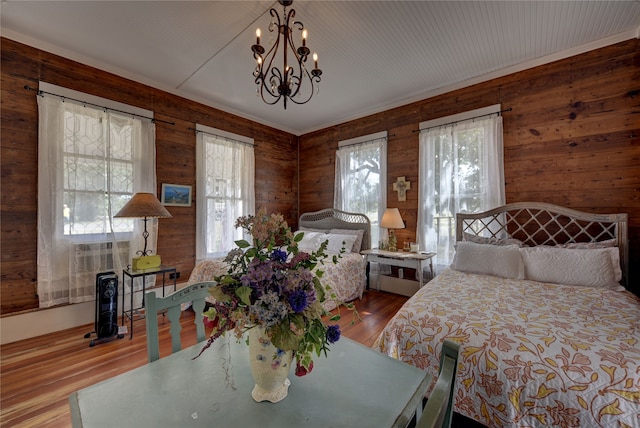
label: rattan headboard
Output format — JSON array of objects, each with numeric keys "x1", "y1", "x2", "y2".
[
  {"x1": 456, "y1": 202, "x2": 628, "y2": 287},
  {"x1": 299, "y1": 208, "x2": 372, "y2": 251}
]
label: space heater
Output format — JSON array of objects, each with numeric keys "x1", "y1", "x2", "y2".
[{"x1": 84, "y1": 271, "x2": 124, "y2": 347}]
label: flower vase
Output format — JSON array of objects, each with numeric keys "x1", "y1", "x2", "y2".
[{"x1": 248, "y1": 326, "x2": 294, "y2": 403}]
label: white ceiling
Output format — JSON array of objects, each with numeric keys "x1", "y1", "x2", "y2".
[{"x1": 2, "y1": 1, "x2": 639, "y2": 135}]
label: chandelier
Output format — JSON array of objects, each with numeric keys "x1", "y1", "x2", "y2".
[{"x1": 251, "y1": 0, "x2": 322, "y2": 109}]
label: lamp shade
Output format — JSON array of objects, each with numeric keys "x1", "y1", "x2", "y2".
[
  {"x1": 380, "y1": 208, "x2": 405, "y2": 229},
  {"x1": 114, "y1": 193, "x2": 172, "y2": 219}
]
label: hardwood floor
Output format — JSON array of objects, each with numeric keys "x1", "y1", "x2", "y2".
[{"x1": 0, "y1": 290, "x2": 408, "y2": 428}]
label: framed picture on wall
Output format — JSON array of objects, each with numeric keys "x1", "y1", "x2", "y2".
[{"x1": 161, "y1": 183, "x2": 192, "y2": 207}]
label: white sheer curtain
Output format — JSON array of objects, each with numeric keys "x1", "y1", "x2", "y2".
[
  {"x1": 37, "y1": 93, "x2": 156, "y2": 307},
  {"x1": 196, "y1": 127, "x2": 255, "y2": 261},
  {"x1": 417, "y1": 115, "x2": 504, "y2": 271},
  {"x1": 334, "y1": 135, "x2": 387, "y2": 246}
]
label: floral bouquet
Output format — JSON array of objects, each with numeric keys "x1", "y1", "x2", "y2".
[{"x1": 196, "y1": 209, "x2": 355, "y2": 376}]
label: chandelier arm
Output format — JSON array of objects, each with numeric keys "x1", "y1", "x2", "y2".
[
  {"x1": 285, "y1": 27, "x2": 303, "y2": 99},
  {"x1": 258, "y1": 92, "x2": 283, "y2": 106},
  {"x1": 269, "y1": 6, "x2": 282, "y2": 31},
  {"x1": 260, "y1": 5, "x2": 284, "y2": 93},
  {"x1": 284, "y1": 8, "x2": 296, "y2": 31},
  {"x1": 291, "y1": 56, "x2": 322, "y2": 106},
  {"x1": 287, "y1": 75, "x2": 317, "y2": 105},
  {"x1": 255, "y1": 23, "x2": 285, "y2": 101},
  {"x1": 264, "y1": 43, "x2": 283, "y2": 97}
]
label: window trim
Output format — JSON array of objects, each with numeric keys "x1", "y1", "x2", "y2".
[
  {"x1": 39, "y1": 81, "x2": 152, "y2": 119},
  {"x1": 195, "y1": 124, "x2": 254, "y2": 146},
  {"x1": 419, "y1": 104, "x2": 500, "y2": 131},
  {"x1": 338, "y1": 130, "x2": 387, "y2": 148}
]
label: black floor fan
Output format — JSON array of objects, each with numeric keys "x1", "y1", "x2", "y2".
[{"x1": 84, "y1": 271, "x2": 124, "y2": 347}]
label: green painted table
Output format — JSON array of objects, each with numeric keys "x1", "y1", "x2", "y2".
[{"x1": 69, "y1": 336, "x2": 432, "y2": 427}]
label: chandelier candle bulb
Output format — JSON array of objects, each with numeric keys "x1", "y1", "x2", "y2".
[
  {"x1": 256, "y1": 28, "x2": 261, "y2": 45},
  {"x1": 313, "y1": 53, "x2": 318, "y2": 68},
  {"x1": 302, "y1": 29, "x2": 307, "y2": 46}
]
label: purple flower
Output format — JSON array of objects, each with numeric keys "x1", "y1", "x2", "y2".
[
  {"x1": 326, "y1": 325, "x2": 341, "y2": 344},
  {"x1": 250, "y1": 292, "x2": 288, "y2": 327},
  {"x1": 271, "y1": 248, "x2": 288, "y2": 263},
  {"x1": 288, "y1": 289, "x2": 308, "y2": 313},
  {"x1": 289, "y1": 252, "x2": 310, "y2": 267}
]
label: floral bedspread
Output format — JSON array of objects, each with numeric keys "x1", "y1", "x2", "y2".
[
  {"x1": 186, "y1": 253, "x2": 366, "y2": 312},
  {"x1": 316, "y1": 253, "x2": 366, "y2": 311},
  {"x1": 374, "y1": 268, "x2": 640, "y2": 428}
]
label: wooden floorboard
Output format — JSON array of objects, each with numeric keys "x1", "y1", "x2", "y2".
[{"x1": 0, "y1": 290, "x2": 409, "y2": 428}]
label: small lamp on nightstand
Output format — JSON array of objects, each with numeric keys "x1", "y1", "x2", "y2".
[
  {"x1": 381, "y1": 208, "x2": 405, "y2": 251},
  {"x1": 115, "y1": 192, "x2": 172, "y2": 270}
]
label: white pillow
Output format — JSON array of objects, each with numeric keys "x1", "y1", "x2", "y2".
[
  {"x1": 296, "y1": 231, "x2": 326, "y2": 252},
  {"x1": 559, "y1": 238, "x2": 617, "y2": 249},
  {"x1": 324, "y1": 233, "x2": 358, "y2": 254},
  {"x1": 451, "y1": 241, "x2": 525, "y2": 280},
  {"x1": 330, "y1": 228, "x2": 365, "y2": 252},
  {"x1": 463, "y1": 232, "x2": 524, "y2": 247},
  {"x1": 519, "y1": 246, "x2": 623, "y2": 290},
  {"x1": 298, "y1": 226, "x2": 326, "y2": 233}
]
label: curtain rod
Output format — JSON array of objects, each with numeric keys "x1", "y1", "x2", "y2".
[
  {"x1": 24, "y1": 85, "x2": 175, "y2": 125},
  {"x1": 338, "y1": 133, "x2": 395, "y2": 149},
  {"x1": 188, "y1": 127, "x2": 256, "y2": 147},
  {"x1": 412, "y1": 107, "x2": 512, "y2": 133}
]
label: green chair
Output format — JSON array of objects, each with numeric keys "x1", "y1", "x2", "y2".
[
  {"x1": 144, "y1": 281, "x2": 215, "y2": 362},
  {"x1": 417, "y1": 339, "x2": 460, "y2": 428}
]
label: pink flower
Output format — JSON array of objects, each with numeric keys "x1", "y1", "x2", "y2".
[
  {"x1": 295, "y1": 360, "x2": 314, "y2": 377},
  {"x1": 203, "y1": 315, "x2": 217, "y2": 329}
]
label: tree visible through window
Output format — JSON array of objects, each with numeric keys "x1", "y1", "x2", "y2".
[
  {"x1": 418, "y1": 112, "x2": 504, "y2": 269},
  {"x1": 334, "y1": 133, "x2": 387, "y2": 245},
  {"x1": 62, "y1": 110, "x2": 134, "y2": 237},
  {"x1": 196, "y1": 127, "x2": 255, "y2": 260}
]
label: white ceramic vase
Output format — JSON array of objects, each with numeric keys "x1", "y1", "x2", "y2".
[{"x1": 248, "y1": 326, "x2": 294, "y2": 403}]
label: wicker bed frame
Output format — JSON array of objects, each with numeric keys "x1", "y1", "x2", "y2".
[
  {"x1": 456, "y1": 202, "x2": 629, "y2": 287},
  {"x1": 299, "y1": 208, "x2": 372, "y2": 251}
]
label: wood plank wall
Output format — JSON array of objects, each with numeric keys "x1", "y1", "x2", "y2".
[
  {"x1": 1, "y1": 37, "x2": 638, "y2": 315},
  {"x1": 299, "y1": 39, "x2": 640, "y2": 295},
  {"x1": 0, "y1": 37, "x2": 298, "y2": 314}
]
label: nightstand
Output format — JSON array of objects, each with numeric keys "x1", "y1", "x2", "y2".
[
  {"x1": 121, "y1": 265, "x2": 177, "y2": 339},
  {"x1": 361, "y1": 249, "x2": 435, "y2": 290}
]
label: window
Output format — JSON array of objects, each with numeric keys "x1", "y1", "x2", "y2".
[
  {"x1": 37, "y1": 82, "x2": 156, "y2": 307},
  {"x1": 417, "y1": 105, "x2": 504, "y2": 270},
  {"x1": 334, "y1": 132, "x2": 387, "y2": 245},
  {"x1": 196, "y1": 125, "x2": 255, "y2": 260},
  {"x1": 61, "y1": 108, "x2": 135, "y2": 237}
]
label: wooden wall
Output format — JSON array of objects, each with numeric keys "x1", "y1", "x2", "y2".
[
  {"x1": 2, "y1": 37, "x2": 638, "y2": 315},
  {"x1": 299, "y1": 39, "x2": 640, "y2": 295},
  {"x1": 1, "y1": 37, "x2": 298, "y2": 314}
]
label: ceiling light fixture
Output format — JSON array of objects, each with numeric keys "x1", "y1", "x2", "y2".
[{"x1": 251, "y1": 0, "x2": 322, "y2": 109}]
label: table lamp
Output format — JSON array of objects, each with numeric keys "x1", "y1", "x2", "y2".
[
  {"x1": 381, "y1": 208, "x2": 405, "y2": 251},
  {"x1": 114, "y1": 192, "x2": 172, "y2": 270}
]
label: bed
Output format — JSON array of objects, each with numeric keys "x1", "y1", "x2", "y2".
[
  {"x1": 374, "y1": 202, "x2": 639, "y2": 428},
  {"x1": 187, "y1": 208, "x2": 370, "y2": 312}
]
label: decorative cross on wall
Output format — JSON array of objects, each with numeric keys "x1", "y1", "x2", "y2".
[{"x1": 393, "y1": 176, "x2": 411, "y2": 201}]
